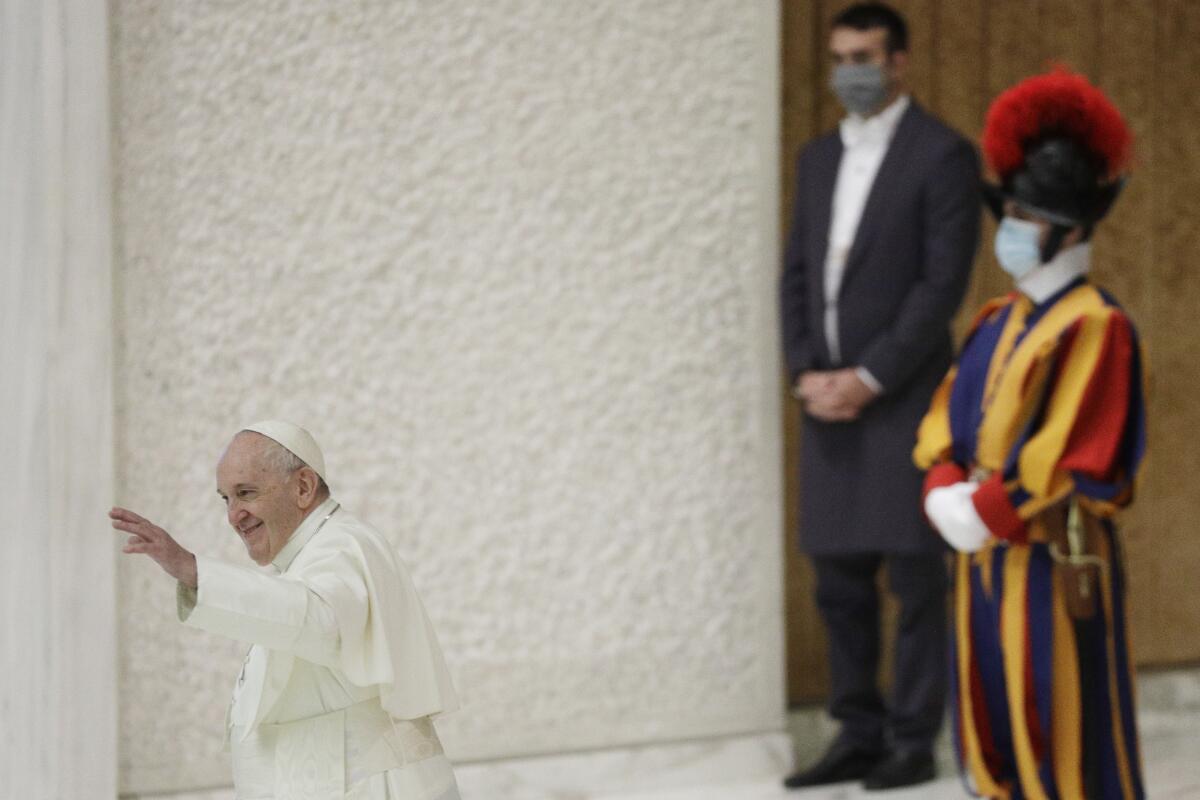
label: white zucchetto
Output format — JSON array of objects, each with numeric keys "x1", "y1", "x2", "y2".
[{"x1": 241, "y1": 420, "x2": 327, "y2": 481}]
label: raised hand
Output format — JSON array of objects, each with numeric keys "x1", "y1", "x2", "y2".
[{"x1": 110, "y1": 507, "x2": 198, "y2": 589}]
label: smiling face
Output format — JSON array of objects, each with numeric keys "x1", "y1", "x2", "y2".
[{"x1": 216, "y1": 432, "x2": 318, "y2": 566}]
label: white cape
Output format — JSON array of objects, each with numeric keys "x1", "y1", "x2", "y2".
[{"x1": 179, "y1": 498, "x2": 459, "y2": 736}]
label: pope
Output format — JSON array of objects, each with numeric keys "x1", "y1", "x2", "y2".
[{"x1": 112, "y1": 420, "x2": 460, "y2": 800}]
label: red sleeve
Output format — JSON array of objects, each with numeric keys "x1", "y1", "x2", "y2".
[
  {"x1": 923, "y1": 461, "x2": 966, "y2": 501},
  {"x1": 1057, "y1": 312, "x2": 1134, "y2": 481},
  {"x1": 972, "y1": 473, "x2": 1029, "y2": 544}
]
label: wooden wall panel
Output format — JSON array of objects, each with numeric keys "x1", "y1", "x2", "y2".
[
  {"x1": 1093, "y1": 0, "x2": 1158, "y2": 659},
  {"x1": 984, "y1": 3, "x2": 1043, "y2": 96},
  {"x1": 1094, "y1": 0, "x2": 1154, "y2": 314},
  {"x1": 780, "y1": 0, "x2": 830, "y2": 705},
  {"x1": 887, "y1": 0, "x2": 934, "y2": 102},
  {"x1": 782, "y1": 0, "x2": 1200, "y2": 704},
  {"x1": 1040, "y1": 0, "x2": 1101, "y2": 77},
  {"x1": 930, "y1": 0, "x2": 984, "y2": 138},
  {"x1": 1133, "y1": 0, "x2": 1200, "y2": 664},
  {"x1": 933, "y1": 0, "x2": 1003, "y2": 335}
]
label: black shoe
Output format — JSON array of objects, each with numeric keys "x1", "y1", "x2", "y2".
[
  {"x1": 782, "y1": 742, "x2": 885, "y2": 789},
  {"x1": 861, "y1": 749, "x2": 936, "y2": 791}
]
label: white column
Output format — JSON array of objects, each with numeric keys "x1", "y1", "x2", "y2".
[{"x1": 0, "y1": 1, "x2": 117, "y2": 797}]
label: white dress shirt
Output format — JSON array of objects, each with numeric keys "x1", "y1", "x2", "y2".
[{"x1": 824, "y1": 94, "x2": 910, "y2": 390}]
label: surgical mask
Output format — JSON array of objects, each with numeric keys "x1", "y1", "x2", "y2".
[
  {"x1": 831, "y1": 63, "x2": 890, "y2": 116},
  {"x1": 994, "y1": 217, "x2": 1044, "y2": 279}
]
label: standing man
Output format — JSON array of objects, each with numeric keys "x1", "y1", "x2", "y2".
[
  {"x1": 111, "y1": 421, "x2": 461, "y2": 800},
  {"x1": 779, "y1": 3, "x2": 979, "y2": 791}
]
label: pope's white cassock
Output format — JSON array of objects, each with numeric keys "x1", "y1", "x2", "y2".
[{"x1": 177, "y1": 492, "x2": 460, "y2": 799}]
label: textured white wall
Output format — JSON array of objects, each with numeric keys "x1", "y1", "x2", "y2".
[{"x1": 112, "y1": 1, "x2": 781, "y2": 794}]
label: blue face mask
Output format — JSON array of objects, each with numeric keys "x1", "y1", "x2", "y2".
[{"x1": 993, "y1": 217, "x2": 1043, "y2": 279}]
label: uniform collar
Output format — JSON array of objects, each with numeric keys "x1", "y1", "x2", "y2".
[
  {"x1": 271, "y1": 496, "x2": 340, "y2": 573},
  {"x1": 1018, "y1": 242, "x2": 1092, "y2": 305},
  {"x1": 840, "y1": 94, "x2": 910, "y2": 149}
]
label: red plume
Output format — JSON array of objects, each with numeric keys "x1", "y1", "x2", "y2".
[{"x1": 982, "y1": 68, "x2": 1132, "y2": 181}]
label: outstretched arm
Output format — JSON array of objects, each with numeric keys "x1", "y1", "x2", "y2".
[
  {"x1": 175, "y1": 554, "x2": 345, "y2": 667},
  {"x1": 110, "y1": 505, "x2": 356, "y2": 667}
]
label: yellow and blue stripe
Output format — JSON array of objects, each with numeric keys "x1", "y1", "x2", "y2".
[{"x1": 917, "y1": 280, "x2": 1147, "y2": 799}]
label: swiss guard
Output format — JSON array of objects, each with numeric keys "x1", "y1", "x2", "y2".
[{"x1": 913, "y1": 69, "x2": 1147, "y2": 799}]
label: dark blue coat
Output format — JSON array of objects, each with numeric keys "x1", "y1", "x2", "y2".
[{"x1": 780, "y1": 101, "x2": 980, "y2": 555}]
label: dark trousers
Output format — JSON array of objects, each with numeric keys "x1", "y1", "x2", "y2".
[{"x1": 812, "y1": 552, "x2": 948, "y2": 753}]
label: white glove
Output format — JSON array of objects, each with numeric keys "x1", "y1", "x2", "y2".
[{"x1": 925, "y1": 481, "x2": 992, "y2": 553}]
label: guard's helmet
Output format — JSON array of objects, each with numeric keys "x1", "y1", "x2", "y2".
[{"x1": 981, "y1": 69, "x2": 1133, "y2": 260}]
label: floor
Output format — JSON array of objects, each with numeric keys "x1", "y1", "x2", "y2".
[
  {"x1": 598, "y1": 745, "x2": 1200, "y2": 800},
  {"x1": 131, "y1": 669, "x2": 1200, "y2": 799},
  {"x1": 596, "y1": 699, "x2": 1200, "y2": 800},
  {"x1": 136, "y1": 748, "x2": 1199, "y2": 800}
]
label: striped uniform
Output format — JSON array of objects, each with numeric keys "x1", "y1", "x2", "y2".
[{"x1": 914, "y1": 278, "x2": 1147, "y2": 799}]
